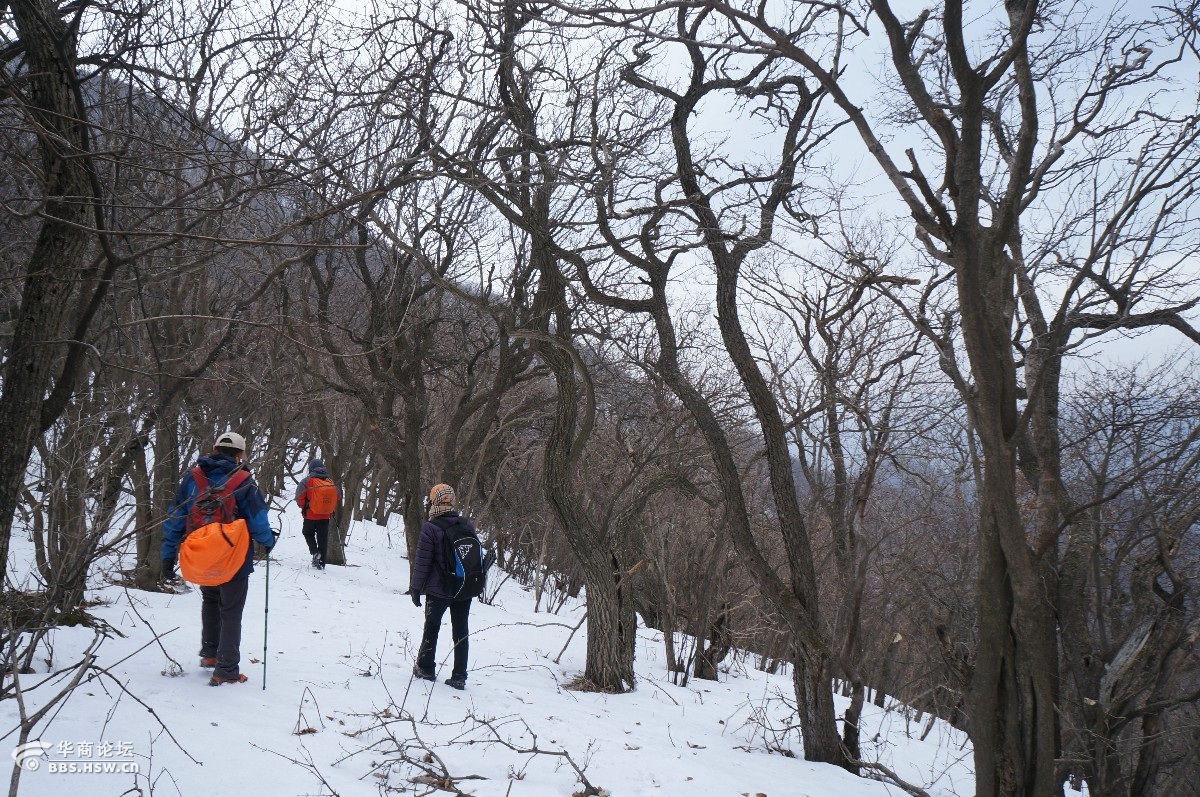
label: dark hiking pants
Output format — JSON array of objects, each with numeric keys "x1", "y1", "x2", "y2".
[
  {"x1": 302, "y1": 518, "x2": 330, "y2": 565},
  {"x1": 416, "y1": 597, "x2": 471, "y2": 678},
  {"x1": 200, "y1": 576, "x2": 250, "y2": 680}
]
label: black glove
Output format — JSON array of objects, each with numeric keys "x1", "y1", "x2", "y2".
[
  {"x1": 410, "y1": 591, "x2": 421, "y2": 607},
  {"x1": 259, "y1": 529, "x2": 278, "y2": 554},
  {"x1": 162, "y1": 557, "x2": 177, "y2": 580}
]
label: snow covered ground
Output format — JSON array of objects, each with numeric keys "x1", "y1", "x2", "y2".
[{"x1": 3, "y1": 512, "x2": 973, "y2": 796}]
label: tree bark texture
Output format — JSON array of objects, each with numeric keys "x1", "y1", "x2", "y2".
[{"x1": 955, "y1": 236, "x2": 1058, "y2": 797}]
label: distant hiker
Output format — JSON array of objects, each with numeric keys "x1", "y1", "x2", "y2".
[
  {"x1": 408, "y1": 483, "x2": 484, "y2": 690},
  {"x1": 295, "y1": 457, "x2": 340, "y2": 570},
  {"x1": 162, "y1": 430, "x2": 276, "y2": 686}
]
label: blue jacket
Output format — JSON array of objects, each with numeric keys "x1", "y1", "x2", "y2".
[
  {"x1": 409, "y1": 511, "x2": 477, "y2": 601},
  {"x1": 162, "y1": 454, "x2": 275, "y2": 580}
]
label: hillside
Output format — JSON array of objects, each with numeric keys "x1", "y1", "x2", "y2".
[{"x1": 3, "y1": 512, "x2": 973, "y2": 796}]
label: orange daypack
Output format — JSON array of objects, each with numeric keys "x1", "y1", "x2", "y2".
[
  {"x1": 179, "y1": 468, "x2": 251, "y2": 586},
  {"x1": 304, "y1": 477, "x2": 338, "y2": 517}
]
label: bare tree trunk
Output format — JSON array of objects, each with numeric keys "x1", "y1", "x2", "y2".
[
  {"x1": 0, "y1": 0, "x2": 94, "y2": 579},
  {"x1": 647, "y1": 301, "x2": 843, "y2": 762},
  {"x1": 400, "y1": 376, "x2": 427, "y2": 566},
  {"x1": 843, "y1": 680, "x2": 866, "y2": 773},
  {"x1": 693, "y1": 607, "x2": 732, "y2": 682},
  {"x1": 528, "y1": 294, "x2": 636, "y2": 689},
  {"x1": 959, "y1": 241, "x2": 1059, "y2": 797},
  {"x1": 790, "y1": 650, "x2": 844, "y2": 764},
  {"x1": 130, "y1": 433, "x2": 156, "y2": 589}
]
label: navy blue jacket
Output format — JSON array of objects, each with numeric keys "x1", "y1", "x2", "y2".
[
  {"x1": 162, "y1": 454, "x2": 275, "y2": 580},
  {"x1": 409, "y1": 511, "x2": 477, "y2": 601}
]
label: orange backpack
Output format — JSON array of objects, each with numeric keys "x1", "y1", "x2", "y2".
[
  {"x1": 305, "y1": 477, "x2": 338, "y2": 517},
  {"x1": 179, "y1": 468, "x2": 251, "y2": 586}
]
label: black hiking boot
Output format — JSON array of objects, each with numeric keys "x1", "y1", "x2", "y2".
[
  {"x1": 412, "y1": 665, "x2": 436, "y2": 682},
  {"x1": 444, "y1": 674, "x2": 466, "y2": 690}
]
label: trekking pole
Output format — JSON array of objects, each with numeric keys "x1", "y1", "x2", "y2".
[{"x1": 263, "y1": 538, "x2": 272, "y2": 691}]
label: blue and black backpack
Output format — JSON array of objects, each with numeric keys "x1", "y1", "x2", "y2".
[{"x1": 433, "y1": 516, "x2": 492, "y2": 600}]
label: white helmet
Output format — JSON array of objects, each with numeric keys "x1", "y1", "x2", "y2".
[{"x1": 215, "y1": 430, "x2": 247, "y2": 452}]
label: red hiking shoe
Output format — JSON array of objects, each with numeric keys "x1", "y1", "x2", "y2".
[
  {"x1": 209, "y1": 673, "x2": 248, "y2": 686},
  {"x1": 200, "y1": 657, "x2": 217, "y2": 668}
]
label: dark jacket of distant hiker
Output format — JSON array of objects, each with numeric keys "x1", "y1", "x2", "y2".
[{"x1": 409, "y1": 511, "x2": 477, "y2": 601}]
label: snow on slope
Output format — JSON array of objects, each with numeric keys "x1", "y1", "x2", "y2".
[{"x1": 2, "y1": 512, "x2": 972, "y2": 796}]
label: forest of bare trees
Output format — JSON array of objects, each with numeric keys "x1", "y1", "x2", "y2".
[{"x1": 2, "y1": 1, "x2": 1198, "y2": 795}]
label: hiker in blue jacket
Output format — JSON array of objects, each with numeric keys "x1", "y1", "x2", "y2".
[
  {"x1": 408, "y1": 483, "x2": 478, "y2": 690},
  {"x1": 162, "y1": 430, "x2": 275, "y2": 685}
]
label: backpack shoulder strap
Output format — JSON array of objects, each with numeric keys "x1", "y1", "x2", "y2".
[
  {"x1": 223, "y1": 468, "x2": 250, "y2": 494},
  {"x1": 191, "y1": 466, "x2": 249, "y2": 495},
  {"x1": 432, "y1": 515, "x2": 472, "y2": 539}
]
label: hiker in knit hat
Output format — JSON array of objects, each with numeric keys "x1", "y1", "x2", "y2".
[
  {"x1": 295, "y1": 457, "x2": 340, "y2": 570},
  {"x1": 425, "y1": 483, "x2": 455, "y2": 518},
  {"x1": 407, "y1": 483, "x2": 481, "y2": 690}
]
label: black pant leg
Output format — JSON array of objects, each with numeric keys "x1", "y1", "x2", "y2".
[
  {"x1": 213, "y1": 576, "x2": 250, "y2": 679},
  {"x1": 200, "y1": 586, "x2": 220, "y2": 658},
  {"x1": 448, "y1": 599, "x2": 471, "y2": 677},
  {"x1": 302, "y1": 520, "x2": 318, "y2": 555},
  {"x1": 313, "y1": 519, "x2": 330, "y2": 563},
  {"x1": 416, "y1": 597, "x2": 451, "y2": 673},
  {"x1": 302, "y1": 518, "x2": 331, "y2": 564}
]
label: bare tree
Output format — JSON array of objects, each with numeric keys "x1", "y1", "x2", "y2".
[
  {"x1": 750, "y1": 250, "x2": 933, "y2": 764},
  {"x1": 1, "y1": 0, "x2": 329, "y2": 593},
  {"x1": 669, "y1": 1, "x2": 1200, "y2": 792},
  {"x1": 416, "y1": 0, "x2": 660, "y2": 691},
  {"x1": 0, "y1": 0, "x2": 100, "y2": 578},
  {"x1": 551, "y1": 3, "x2": 854, "y2": 764},
  {"x1": 1054, "y1": 365, "x2": 1200, "y2": 794}
]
